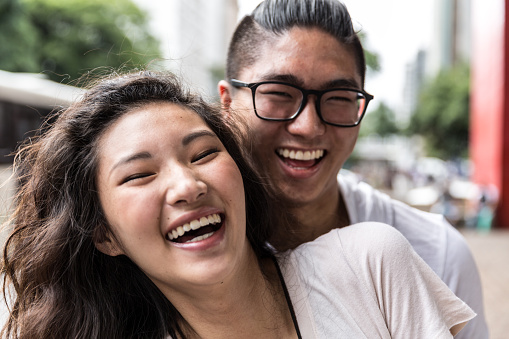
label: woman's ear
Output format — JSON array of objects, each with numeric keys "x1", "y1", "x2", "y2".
[
  {"x1": 95, "y1": 238, "x2": 124, "y2": 257},
  {"x1": 93, "y1": 226, "x2": 125, "y2": 257}
]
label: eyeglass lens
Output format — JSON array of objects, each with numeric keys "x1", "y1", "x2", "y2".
[{"x1": 253, "y1": 83, "x2": 366, "y2": 125}]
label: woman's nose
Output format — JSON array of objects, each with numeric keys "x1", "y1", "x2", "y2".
[{"x1": 165, "y1": 167, "x2": 207, "y2": 205}]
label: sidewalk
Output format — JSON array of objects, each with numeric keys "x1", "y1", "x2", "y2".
[{"x1": 461, "y1": 229, "x2": 509, "y2": 339}]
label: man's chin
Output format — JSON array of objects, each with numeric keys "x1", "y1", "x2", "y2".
[{"x1": 278, "y1": 184, "x2": 320, "y2": 207}]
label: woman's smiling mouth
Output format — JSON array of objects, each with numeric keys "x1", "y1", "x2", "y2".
[{"x1": 167, "y1": 213, "x2": 223, "y2": 243}]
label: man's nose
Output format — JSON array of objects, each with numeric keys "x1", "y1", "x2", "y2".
[{"x1": 286, "y1": 96, "x2": 326, "y2": 138}]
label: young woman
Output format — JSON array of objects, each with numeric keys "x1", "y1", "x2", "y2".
[{"x1": 2, "y1": 71, "x2": 474, "y2": 338}]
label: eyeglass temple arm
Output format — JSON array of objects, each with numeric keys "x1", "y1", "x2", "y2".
[{"x1": 230, "y1": 79, "x2": 250, "y2": 88}]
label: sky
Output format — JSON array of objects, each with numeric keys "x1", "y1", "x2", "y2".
[
  {"x1": 134, "y1": 0, "x2": 435, "y2": 113},
  {"x1": 238, "y1": 0, "x2": 435, "y2": 113}
]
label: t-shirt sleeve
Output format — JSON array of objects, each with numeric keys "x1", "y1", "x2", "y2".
[
  {"x1": 339, "y1": 174, "x2": 488, "y2": 338},
  {"x1": 333, "y1": 222, "x2": 477, "y2": 338},
  {"x1": 440, "y1": 223, "x2": 489, "y2": 339}
]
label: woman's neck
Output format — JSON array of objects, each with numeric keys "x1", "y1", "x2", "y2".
[{"x1": 172, "y1": 252, "x2": 297, "y2": 339}]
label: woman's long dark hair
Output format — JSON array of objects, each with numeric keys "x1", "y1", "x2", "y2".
[{"x1": 1, "y1": 71, "x2": 278, "y2": 338}]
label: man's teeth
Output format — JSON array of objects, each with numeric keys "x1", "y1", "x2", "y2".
[
  {"x1": 167, "y1": 213, "x2": 221, "y2": 241},
  {"x1": 277, "y1": 148, "x2": 324, "y2": 160}
]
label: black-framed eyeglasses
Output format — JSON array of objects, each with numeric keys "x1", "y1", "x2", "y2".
[{"x1": 231, "y1": 79, "x2": 374, "y2": 127}]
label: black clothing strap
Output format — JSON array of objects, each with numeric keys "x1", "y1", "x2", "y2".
[{"x1": 272, "y1": 256, "x2": 302, "y2": 339}]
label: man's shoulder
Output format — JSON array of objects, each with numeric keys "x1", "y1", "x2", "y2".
[
  {"x1": 338, "y1": 171, "x2": 394, "y2": 224},
  {"x1": 336, "y1": 172, "x2": 488, "y2": 339},
  {"x1": 337, "y1": 172, "x2": 466, "y2": 275}
]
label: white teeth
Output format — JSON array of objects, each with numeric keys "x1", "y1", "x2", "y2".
[
  {"x1": 167, "y1": 213, "x2": 222, "y2": 242},
  {"x1": 190, "y1": 220, "x2": 200, "y2": 230},
  {"x1": 277, "y1": 148, "x2": 324, "y2": 160},
  {"x1": 187, "y1": 232, "x2": 214, "y2": 243}
]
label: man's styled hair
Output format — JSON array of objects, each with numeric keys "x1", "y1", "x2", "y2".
[{"x1": 226, "y1": 0, "x2": 366, "y2": 86}]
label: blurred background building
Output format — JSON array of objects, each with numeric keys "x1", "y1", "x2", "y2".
[
  {"x1": 130, "y1": 0, "x2": 238, "y2": 98},
  {"x1": 1, "y1": 0, "x2": 509, "y2": 230}
]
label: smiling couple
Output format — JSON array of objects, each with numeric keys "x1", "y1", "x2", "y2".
[{"x1": 1, "y1": 0, "x2": 485, "y2": 338}]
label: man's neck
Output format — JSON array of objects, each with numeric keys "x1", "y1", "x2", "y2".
[{"x1": 271, "y1": 187, "x2": 350, "y2": 250}]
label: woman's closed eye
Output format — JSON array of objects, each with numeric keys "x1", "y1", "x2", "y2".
[
  {"x1": 192, "y1": 148, "x2": 220, "y2": 163},
  {"x1": 121, "y1": 172, "x2": 155, "y2": 184}
]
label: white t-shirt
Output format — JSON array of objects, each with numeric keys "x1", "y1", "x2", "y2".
[
  {"x1": 338, "y1": 173, "x2": 488, "y2": 338},
  {"x1": 277, "y1": 222, "x2": 476, "y2": 338}
]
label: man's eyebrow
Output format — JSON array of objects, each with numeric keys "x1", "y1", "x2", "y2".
[
  {"x1": 111, "y1": 151, "x2": 152, "y2": 173},
  {"x1": 182, "y1": 130, "x2": 217, "y2": 146},
  {"x1": 258, "y1": 73, "x2": 303, "y2": 86},
  {"x1": 257, "y1": 73, "x2": 360, "y2": 90},
  {"x1": 322, "y1": 78, "x2": 361, "y2": 89}
]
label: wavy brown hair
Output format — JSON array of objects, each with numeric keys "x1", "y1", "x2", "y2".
[{"x1": 1, "y1": 71, "x2": 278, "y2": 338}]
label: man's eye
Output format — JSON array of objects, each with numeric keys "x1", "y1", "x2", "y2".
[
  {"x1": 326, "y1": 95, "x2": 351, "y2": 103},
  {"x1": 267, "y1": 91, "x2": 292, "y2": 97},
  {"x1": 192, "y1": 148, "x2": 219, "y2": 163}
]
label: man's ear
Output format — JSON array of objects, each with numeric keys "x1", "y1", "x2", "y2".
[
  {"x1": 218, "y1": 80, "x2": 233, "y2": 112},
  {"x1": 94, "y1": 227, "x2": 125, "y2": 257}
]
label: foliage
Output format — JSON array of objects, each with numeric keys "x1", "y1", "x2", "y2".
[
  {"x1": 364, "y1": 48, "x2": 381, "y2": 74},
  {"x1": 0, "y1": 0, "x2": 161, "y2": 84},
  {"x1": 359, "y1": 101, "x2": 399, "y2": 137},
  {"x1": 0, "y1": 0, "x2": 40, "y2": 72},
  {"x1": 407, "y1": 64, "x2": 470, "y2": 159},
  {"x1": 358, "y1": 31, "x2": 381, "y2": 74}
]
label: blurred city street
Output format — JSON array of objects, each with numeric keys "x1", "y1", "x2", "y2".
[
  {"x1": 1, "y1": 163, "x2": 508, "y2": 336},
  {"x1": 461, "y1": 229, "x2": 509, "y2": 339}
]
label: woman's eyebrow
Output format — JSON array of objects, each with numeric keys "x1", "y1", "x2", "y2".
[
  {"x1": 182, "y1": 130, "x2": 217, "y2": 146},
  {"x1": 110, "y1": 151, "x2": 152, "y2": 174}
]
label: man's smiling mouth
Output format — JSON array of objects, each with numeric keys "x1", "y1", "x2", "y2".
[{"x1": 276, "y1": 148, "x2": 325, "y2": 169}]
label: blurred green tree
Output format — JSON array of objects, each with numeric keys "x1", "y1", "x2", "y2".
[
  {"x1": 360, "y1": 101, "x2": 399, "y2": 137},
  {"x1": 358, "y1": 31, "x2": 380, "y2": 74},
  {"x1": 407, "y1": 63, "x2": 470, "y2": 159},
  {"x1": 0, "y1": 0, "x2": 40, "y2": 72},
  {"x1": 0, "y1": 0, "x2": 161, "y2": 83}
]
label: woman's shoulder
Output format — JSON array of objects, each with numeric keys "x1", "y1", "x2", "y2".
[{"x1": 298, "y1": 222, "x2": 409, "y2": 256}]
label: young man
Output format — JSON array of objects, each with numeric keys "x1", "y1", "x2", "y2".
[{"x1": 218, "y1": 0, "x2": 488, "y2": 338}]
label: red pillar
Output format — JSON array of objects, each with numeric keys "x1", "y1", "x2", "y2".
[{"x1": 470, "y1": 0, "x2": 509, "y2": 228}]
